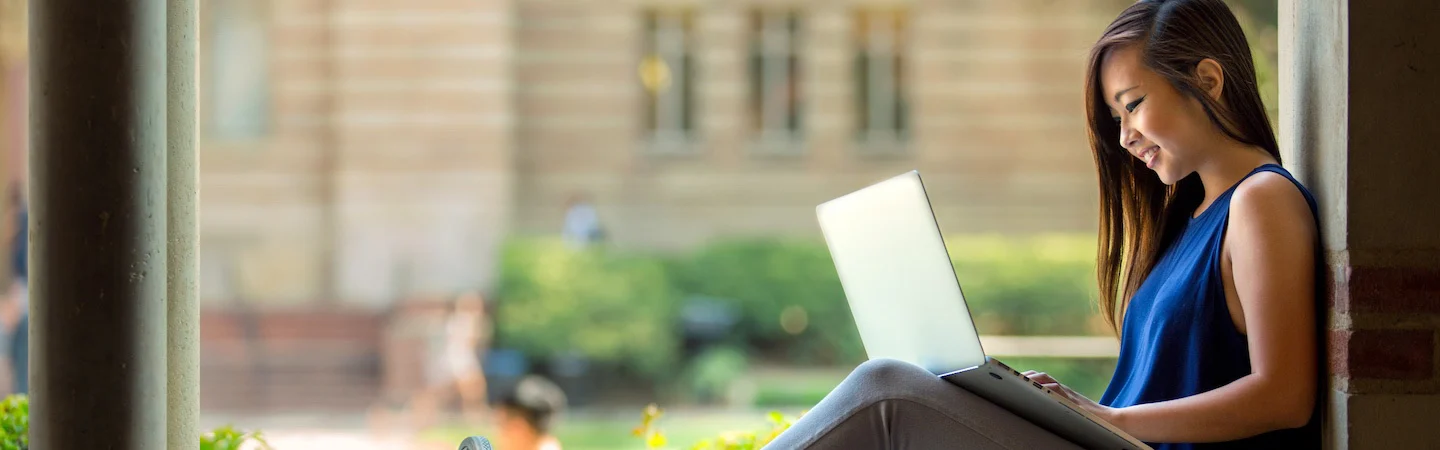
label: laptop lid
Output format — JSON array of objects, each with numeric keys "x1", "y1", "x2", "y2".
[{"x1": 816, "y1": 171, "x2": 987, "y2": 374}]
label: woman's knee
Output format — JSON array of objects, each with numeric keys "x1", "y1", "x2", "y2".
[{"x1": 847, "y1": 358, "x2": 932, "y2": 388}]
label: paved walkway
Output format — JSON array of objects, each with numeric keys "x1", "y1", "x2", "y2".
[
  {"x1": 202, "y1": 412, "x2": 437, "y2": 450},
  {"x1": 260, "y1": 431, "x2": 421, "y2": 450}
]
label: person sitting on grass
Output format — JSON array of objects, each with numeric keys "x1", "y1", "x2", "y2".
[{"x1": 495, "y1": 375, "x2": 567, "y2": 450}]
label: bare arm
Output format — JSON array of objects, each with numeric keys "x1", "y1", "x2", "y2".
[{"x1": 1033, "y1": 173, "x2": 1318, "y2": 443}]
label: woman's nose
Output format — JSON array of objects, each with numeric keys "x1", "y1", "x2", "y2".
[{"x1": 1119, "y1": 125, "x2": 1139, "y2": 150}]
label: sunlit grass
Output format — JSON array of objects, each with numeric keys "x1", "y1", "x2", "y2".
[{"x1": 420, "y1": 411, "x2": 780, "y2": 450}]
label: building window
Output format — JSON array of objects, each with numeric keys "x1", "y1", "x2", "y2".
[
  {"x1": 749, "y1": 10, "x2": 804, "y2": 154},
  {"x1": 207, "y1": 0, "x2": 271, "y2": 140},
  {"x1": 854, "y1": 10, "x2": 909, "y2": 148},
  {"x1": 640, "y1": 10, "x2": 697, "y2": 152}
]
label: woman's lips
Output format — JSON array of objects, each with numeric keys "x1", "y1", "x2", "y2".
[{"x1": 1139, "y1": 146, "x2": 1159, "y2": 169}]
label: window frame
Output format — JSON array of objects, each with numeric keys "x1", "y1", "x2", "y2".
[
  {"x1": 639, "y1": 8, "x2": 701, "y2": 156},
  {"x1": 747, "y1": 9, "x2": 806, "y2": 157},
  {"x1": 852, "y1": 8, "x2": 911, "y2": 156}
]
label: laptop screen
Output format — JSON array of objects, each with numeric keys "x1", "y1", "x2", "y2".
[{"x1": 816, "y1": 171, "x2": 987, "y2": 373}]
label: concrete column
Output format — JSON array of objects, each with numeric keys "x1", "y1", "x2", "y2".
[
  {"x1": 1282, "y1": 0, "x2": 1440, "y2": 448},
  {"x1": 30, "y1": 0, "x2": 168, "y2": 448},
  {"x1": 167, "y1": 0, "x2": 199, "y2": 447}
]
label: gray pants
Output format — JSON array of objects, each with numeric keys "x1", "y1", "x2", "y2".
[{"x1": 764, "y1": 359, "x2": 1082, "y2": 449}]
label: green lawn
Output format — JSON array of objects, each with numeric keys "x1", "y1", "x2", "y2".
[
  {"x1": 422, "y1": 358, "x2": 1115, "y2": 449},
  {"x1": 421, "y1": 410, "x2": 794, "y2": 450}
]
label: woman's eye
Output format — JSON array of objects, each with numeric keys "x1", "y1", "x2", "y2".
[
  {"x1": 1111, "y1": 116, "x2": 1122, "y2": 125},
  {"x1": 1125, "y1": 96, "x2": 1145, "y2": 113}
]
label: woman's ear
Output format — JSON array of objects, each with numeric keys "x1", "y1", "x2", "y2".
[{"x1": 1194, "y1": 58, "x2": 1225, "y2": 102}]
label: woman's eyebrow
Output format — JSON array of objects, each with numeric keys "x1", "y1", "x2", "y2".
[{"x1": 1112, "y1": 86, "x2": 1139, "y2": 103}]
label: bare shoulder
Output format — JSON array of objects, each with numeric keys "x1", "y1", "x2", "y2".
[{"x1": 1229, "y1": 171, "x2": 1316, "y2": 241}]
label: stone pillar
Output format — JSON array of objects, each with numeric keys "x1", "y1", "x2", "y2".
[
  {"x1": 167, "y1": 0, "x2": 199, "y2": 446},
  {"x1": 1281, "y1": 0, "x2": 1440, "y2": 448},
  {"x1": 30, "y1": 0, "x2": 169, "y2": 448}
]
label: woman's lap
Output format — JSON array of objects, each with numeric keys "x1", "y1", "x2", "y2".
[{"x1": 763, "y1": 359, "x2": 1081, "y2": 450}]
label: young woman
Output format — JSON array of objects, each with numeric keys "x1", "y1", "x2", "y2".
[{"x1": 764, "y1": 1, "x2": 1321, "y2": 448}]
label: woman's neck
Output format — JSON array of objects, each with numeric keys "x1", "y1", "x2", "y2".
[{"x1": 1191, "y1": 141, "x2": 1278, "y2": 217}]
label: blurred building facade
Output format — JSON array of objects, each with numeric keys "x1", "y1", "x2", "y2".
[
  {"x1": 0, "y1": 0, "x2": 1129, "y2": 410},
  {"x1": 190, "y1": 0, "x2": 1124, "y2": 310}
]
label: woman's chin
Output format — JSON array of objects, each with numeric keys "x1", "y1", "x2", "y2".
[{"x1": 1151, "y1": 165, "x2": 1179, "y2": 185}]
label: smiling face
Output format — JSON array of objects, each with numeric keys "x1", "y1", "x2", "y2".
[
  {"x1": 1086, "y1": 0, "x2": 1284, "y2": 336},
  {"x1": 1099, "y1": 44, "x2": 1219, "y2": 185}
]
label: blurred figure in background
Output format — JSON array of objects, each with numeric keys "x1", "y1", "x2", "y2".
[
  {"x1": 447, "y1": 291, "x2": 492, "y2": 422},
  {"x1": 495, "y1": 375, "x2": 567, "y2": 450},
  {"x1": 2, "y1": 186, "x2": 25, "y2": 396},
  {"x1": 561, "y1": 193, "x2": 604, "y2": 249},
  {"x1": 413, "y1": 291, "x2": 493, "y2": 427}
]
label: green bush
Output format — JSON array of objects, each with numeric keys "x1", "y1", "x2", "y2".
[
  {"x1": 0, "y1": 395, "x2": 27, "y2": 450},
  {"x1": 495, "y1": 238, "x2": 682, "y2": 379},
  {"x1": 671, "y1": 234, "x2": 1102, "y2": 365},
  {"x1": 946, "y1": 234, "x2": 1102, "y2": 336},
  {"x1": 494, "y1": 234, "x2": 1105, "y2": 389},
  {"x1": 634, "y1": 404, "x2": 802, "y2": 450},
  {"x1": 673, "y1": 239, "x2": 863, "y2": 365},
  {"x1": 200, "y1": 425, "x2": 271, "y2": 450},
  {"x1": 680, "y1": 346, "x2": 750, "y2": 404},
  {"x1": 0, "y1": 395, "x2": 266, "y2": 450}
]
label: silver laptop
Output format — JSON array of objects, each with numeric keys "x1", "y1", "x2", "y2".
[{"x1": 815, "y1": 170, "x2": 1151, "y2": 450}]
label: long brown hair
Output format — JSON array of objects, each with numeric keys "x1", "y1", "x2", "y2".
[{"x1": 1086, "y1": 0, "x2": 1279, "y2": 334}]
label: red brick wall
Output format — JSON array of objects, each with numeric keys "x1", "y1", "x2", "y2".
[{"x1": 1330, "y1": 260, "x2": 1440, "y2": 392}]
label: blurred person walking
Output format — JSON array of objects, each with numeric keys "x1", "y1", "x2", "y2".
[
  {"x1": 2, "y1": 186, "x2": 26, "y2": 396},
  {"x1": 413, "y1": 291, "x2": 493, "y2": 428},
  {"x1": 561, "y1": 193, "x2": 604, "y2": 249}
]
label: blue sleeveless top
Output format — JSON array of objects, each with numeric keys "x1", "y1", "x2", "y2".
[{"x1": 1098, "y1": 164, "x2": 1321, "y2": 449}]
